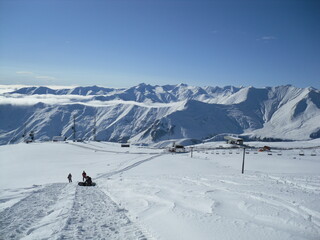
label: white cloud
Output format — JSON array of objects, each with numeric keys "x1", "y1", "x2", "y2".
[
  {"x1": 0, "y1": 94, "x2": 88, "y2": 106},
  {"x1": 0, "y1": 85, "x2": 31, "y2": 94},
  {"x1": 257, "y1": 36, "x2": 277, "y2": 41},
  {"x1": 16, "y1": 71, "x2": 34, "y2": 75},
  {"x1": 0, "y1": 90, "x2": 176, "y2": 108},
  {"x1": 35, "y1": 76, "x2": 56, "y2": 81},
  {"x1": 15, "y1": 71, "x2": 56, "y2": 81}
]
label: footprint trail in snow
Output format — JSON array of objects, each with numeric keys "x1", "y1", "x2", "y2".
[
  {"x1": 60, "y1": 185, "x2": 147, "y2": 240},
  {"x1": 0, "y1": 183, "x2": 147, "y2": 240},
  {"x1": 0, "y1": 183, "x2": 68, "y2": 240}
]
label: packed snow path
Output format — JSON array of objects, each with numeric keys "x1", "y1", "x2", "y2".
[
  {"x1": 0, "y1": 183, "x2": 147, "y2": 240},
  {"x1": 0, "y1": 183, "x2": 67, "y2": 240},
  {"x1": 60, "y1": 185, "x2": 147, "y2": 240}
]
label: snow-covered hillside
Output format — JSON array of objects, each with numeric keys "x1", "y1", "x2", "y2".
[
  {"x1": 0, "y1": 84, "x2": 319, "y2": 145},
  {"x1": 0, "y1": 140, "x2": 319, "y2": 240}
]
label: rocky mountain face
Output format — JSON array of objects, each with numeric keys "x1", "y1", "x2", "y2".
[{"x1": 1, "y1": 84, "x2": 319, "y2": 145}]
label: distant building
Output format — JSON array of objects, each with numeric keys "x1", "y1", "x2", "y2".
[
  {"x1": 259, "y1": 146, "x2": 271, "y2": 152},
  {"x1": 169, "y1": 144, "x2": 186, "y2": 153},
  {"x1": 52, "y1": 136, "x2": 66, "y2": 142},
  {"x1": 224, "y1": 136, "x2": 243, "y2": 145},
  {"x1": 121, "y1": 143, "x2": 130, "y2": 147}
]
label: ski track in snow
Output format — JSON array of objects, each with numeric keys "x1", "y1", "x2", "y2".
[
  {"x1": 96, "y1": 154, "x2": 163, "y2": 180},
  {"x1": 0, "y1": 147, "x2": 159, "y2": 240},
  {"x1": 0, "y1": 183, "x2": 67, "y2": 240},
  {"x1": 59, "y1": 186, "x2": 147, "y2": 240},
  {"x1": 0, "y1": 184, "x2": 149, "y2": 240},
  {"x1": 69, "y1": 142, "x2": 159, "y2": 155}
]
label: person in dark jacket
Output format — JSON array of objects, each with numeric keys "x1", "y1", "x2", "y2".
[
  {"x1": 67, "y1": 173, "x2": 72, "y2": 183},
  {"x1": 82, "y1": 171, "x2": 87, "y2": 181},
  {"x1": 85, "y1": 176, "x2": 92, "y2": 186}
]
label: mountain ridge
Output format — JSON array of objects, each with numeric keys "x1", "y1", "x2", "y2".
[{"x1": 1, "y1": 84, "x2": 319, "y2": 145}]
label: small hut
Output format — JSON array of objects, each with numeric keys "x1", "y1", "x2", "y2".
[{"x1": 224, "y1": 136, "x2": 244, "y2": 145}]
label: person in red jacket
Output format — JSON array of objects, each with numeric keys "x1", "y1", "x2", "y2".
[{"x1": 82, "y1": 171, "x2": 87, "y2": 181}]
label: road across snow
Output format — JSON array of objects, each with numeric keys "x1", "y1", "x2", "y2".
[{"x1": 0, "y1": 141, "x2": 320, "y2": 240}]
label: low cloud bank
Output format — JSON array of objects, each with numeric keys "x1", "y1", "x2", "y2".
[{"x1": 0, "y1": 93, "x2": 92, "y2": 106}]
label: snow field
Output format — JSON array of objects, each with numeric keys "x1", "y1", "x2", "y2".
[
  {"x1": 0, "y1": 141, "x2": 319, "y2": 240},
  {"x1": 102, "y1": 146, "x2": 320, "y2": 240}
]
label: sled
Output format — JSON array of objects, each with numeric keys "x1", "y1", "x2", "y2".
[{"x1": 78, "y1": 182, "x2": 96, "y2": 187}]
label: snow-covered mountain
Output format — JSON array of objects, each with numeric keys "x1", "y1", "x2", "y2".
[{"x1": 1, "y1": 84, "x2": 319, "y2": 145}]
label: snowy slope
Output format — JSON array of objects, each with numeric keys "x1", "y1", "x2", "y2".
[
  {"x1": 0, "y1": 141, "x2": 319, "y2": 240},
  {"x1": 248, "y1": 88, "x2": 320, "y2": 139},
  {"x1": 0, "y1": 84, "x2": 319, "y2": 145}
]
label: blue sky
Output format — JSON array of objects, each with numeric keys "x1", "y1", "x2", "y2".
[{"x1": 0, "y1": 0, "x2": 319, "y2": 88}]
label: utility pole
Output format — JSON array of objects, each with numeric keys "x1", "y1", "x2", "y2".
[
  {"x1": 93, "y1": 114, "x2": 97, "y2": 141},
  {"x1": 29, "y1": 130, "x2": 35, "y2": 142},
  {"x1": 242, "y1": 147, "x2": 246, "y2": 174},
  {"x1": 72, "y1": 115, "x2": 76, "y2": 142},
  {"x1": 22, "y1": 123, "x2": 26, "y2": 138}
]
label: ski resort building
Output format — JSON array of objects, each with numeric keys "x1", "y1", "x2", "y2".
[
  {"x1": 52, "y1": 136, "x2": 66, "y2": 142},
  {"x1": 169, "y1": 144, "x2": 187, "y2": 153},
  {"x1": 224, "y1": 136, "x2": 244, "y2": 145}
]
